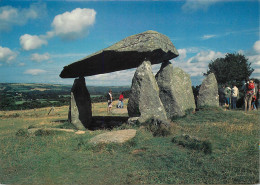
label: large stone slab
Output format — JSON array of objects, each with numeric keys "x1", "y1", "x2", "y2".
[
  {"x1": 89, "y1": 129, "x2": 137, "y2": 144},
  {"x1": 68, "y1": 77, "x2": 92, "y2": 130},
  {"x1": 156, "y1": 62, "x2": 196, "y2": 118},
  {"x1": 60, "y1": 30, "x2": 178, "y2": 78},
  {"x1": 127, "y1": 60, "x2": 168, "y2": 124},
  {"x1": 197, "y1": 73, "x2": 219, "y2": 108}
]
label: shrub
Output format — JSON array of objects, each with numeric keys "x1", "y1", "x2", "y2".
[
  {"x1": 172, "y1": 134, "x2": 212, "y2": 154},
  {"x1": 144, "y1": 118, "x2": 172, "y2": 137},
  {"x1": 34, "y1": 129, "x2": 56, "y2": 136},
  {"x1": 16, "y1": 129, "x2": 29, "y2": 137}
]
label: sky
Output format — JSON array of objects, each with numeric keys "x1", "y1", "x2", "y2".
[{"x1": 0, "y1": 0, "x2": 259, "y2": 86}]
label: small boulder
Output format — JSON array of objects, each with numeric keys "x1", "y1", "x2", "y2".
[
  {"x1": 197, "y1": 73, "x2": 219, "y2": 108},
  {"x1": 89, "y1": 129, "x2": 137, "y2": 144},
  {"x1": 156, "y1": 62, "x2": 196, "y2": 118},
  {"x1": 127, "y1": 60, "x2": 168, "y2": 124}
]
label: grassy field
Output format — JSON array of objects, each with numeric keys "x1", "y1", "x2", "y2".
[{"x1": 0, "y1": 101, "x2": 259, "y2": 184}]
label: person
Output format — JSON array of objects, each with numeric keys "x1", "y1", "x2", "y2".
[
  {"x1": 231, "y1": 85, "x2": 239, "y2": 109},
  {"x1": 244, "y1": 79, "x2": 255, "y2": 111},
  {"x1": 118, "y1": 92, "x2": 124, "y2": 108},
  {"x1": 257, "y1": 83, "x2": 260, "y2": 110},
  {"x1": 224, "y1": 85, "x2": 231, "y2": 108},
  {"x1": 107, "y1": 89, "x2": 113, "y2": 113},
  {"x1": 251, "y1": 95, "x2": 257, "y2": 110},
  {"x1": 219, "y1": 85, "x2": 226, "y2": 106}
]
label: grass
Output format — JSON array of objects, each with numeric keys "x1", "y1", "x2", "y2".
[{"x1": 0, "y1": 102, "x2": 259, "y2": 184}]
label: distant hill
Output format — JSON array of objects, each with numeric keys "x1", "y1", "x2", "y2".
[{"x1": 0, "y1": 83, "x2": 130, "y2": 95}]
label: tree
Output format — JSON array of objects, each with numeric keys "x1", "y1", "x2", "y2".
[{"x1": 204, "y1": 53, "x2": 254, "y2": 88}]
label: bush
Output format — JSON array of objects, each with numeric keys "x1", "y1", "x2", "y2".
[
  {"x1": 34, "y1": 129, "x2": 56, "y2": 136},
  {"x1": 144, "y1": 118, "x2": 172, "y2": 137},
  {"x1": 16, "y1": 129, "x2": 29, "y2": 137},
  {"x1": 172, "y1": 134, "x2": 212, "y2": 154}
]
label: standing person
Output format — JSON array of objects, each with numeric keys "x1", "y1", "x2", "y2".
[
  {"x1": 251, "y1": 94, "x2": 257, "y2": 110},
  {"x1": 231, "y1": 85, "x2": 239, "y2": 109},
  {"x1": 257, "y1": 83, "x2": 260, "y2": 110},
  {"x1": 219, "y1": 85, "x2": 226, "y2": 106},
  {"x1": 107, "y1": 89, "x2": 113, "y2": 113},
  {"x1": 244, "y1": 79, "x2": 255, "y2": 111},
  {"x1": 119, "y1": 92, "x2": 124, "y2": 108},
  {"x1": 224, "y1": 85, "x2": 231, "y2": 108}
]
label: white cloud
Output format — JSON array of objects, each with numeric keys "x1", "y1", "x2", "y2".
[
  {"x1": 177, "y1": 49, "x2": 187, "y2": 60},
  {"x1": 24, "y1": 69, "x2": 46, "y2": 76},
  {"x1": 30, "y1": 53, "x2": 50, "y2": 62},
  {"x1": 20, "y1": 34, "x2": 48, "y2": 51},
  {"x1": 0, "y1": 3, "x2": 46, "y2": 31},
  {"x1": 0, "y1": 46, "x2": 17, "y2": 65},
  {"x1": 51, "y1": 8, "x2": 96, "y2": 40},
  {"x1": 171, "y1": 49, "x2": 225, "y2": 77},
  {"x1": 18, "y1": 62, "x2": 25, "y2": 66},
  {"x1": 201, "y1": 34, "x2": 217, "y2": 40},
  {"x1": 253, "y1": 40, "x2": 260, "y2": 53},
  {"x1": 182, "y1": 0, "x2": 220, "y2": 12},
  {"x1": 19, "y1": 8, "x2": 97, "y2": 50},
  {"x1": 86, "y1": 69, "x2": 135, "y2": 86}
]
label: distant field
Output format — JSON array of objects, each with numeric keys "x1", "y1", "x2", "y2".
[
  {"x1": 0, "y1": 83, "x2": 130, "y2": 111},
  {"x1": 0, "y1": 103, "x2": 259, "y2": 184}
]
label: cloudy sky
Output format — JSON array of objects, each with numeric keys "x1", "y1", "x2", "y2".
[{"x1": 0, "y1": 0, "x2": 259, "y2": 86}]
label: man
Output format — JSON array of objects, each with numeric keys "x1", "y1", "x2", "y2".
[
  {"x1": 231, "y1": 85, "x2": 239, "y2": 109},
  {"x1": 107, "y1": 90, "x2": 113, "y2": 113},
  {"x1": 224, "y1": 85, "x2": 231, "y2": 108}
]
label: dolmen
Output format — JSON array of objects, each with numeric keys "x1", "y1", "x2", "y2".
[{"x1": 60, "y1": 30, "x2": 198, "y2": 130}]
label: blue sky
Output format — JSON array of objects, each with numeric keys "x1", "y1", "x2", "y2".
[{"x1": 0, "y1": 0, "x2": 259, "y2": 86}]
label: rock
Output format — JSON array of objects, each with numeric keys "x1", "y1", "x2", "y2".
[
  {"x1": 155, "y1": 62, "x2": 196, "y2": 118},
  {"x1": 68, "y1": 77, "x2": 92, "y2": 130},
  {"x1": 127, "y1": 60, "x2": 168, "y2": 124},
  {"x1": 27, "y1": 128, "x2": 76, "y2": 136},
  {"x1": 127, "y1": 117, "x2": 140, "y2": 125},
  {"x1": 60, "y1": 30, "x2": 179, "y2": 78},
  {"x1": 197, "y1": 73, "x2": 219, "y2": 107},
  {"x1": 89, "y1": 129, "x2": 137, "y2": 144}
]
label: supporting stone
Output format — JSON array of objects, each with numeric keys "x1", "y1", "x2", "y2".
[
  {"x1": 156, "y1": 62, "x2": 196, "y2": 118},
  {"x1": 127, "y1": 60, "x2": 168, "y2": 124},
  {"x1": 197, "y1": 73, "x2": 219, "y2": 108},
  {"x1": 68, "y1": 77, "x2": 92, "y2": 130}
]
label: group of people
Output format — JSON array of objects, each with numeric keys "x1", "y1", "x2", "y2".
[
  {"x1": 219, "y1": 84, "x2": 239, "y2": 109},
  {"x1": 106, "y1": 90, "x2": 124, "y2": 113},
  {"x1": 219, "y1": 79, "x2": 259, "y2": 111}
]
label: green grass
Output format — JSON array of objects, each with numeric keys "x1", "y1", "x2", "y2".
[{"x1": 0, "y1": 106, "x2": 259, "y2": 184}]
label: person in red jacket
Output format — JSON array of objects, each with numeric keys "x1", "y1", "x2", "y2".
[{"x1": 118, "y1": 92, "x2": 124, "y2": 108}]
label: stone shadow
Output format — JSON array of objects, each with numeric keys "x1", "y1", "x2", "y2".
[{"x1": 88, "y1": 116, "x2": 129, "y2": 130}]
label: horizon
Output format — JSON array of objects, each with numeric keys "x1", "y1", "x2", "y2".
[{"x1": 0, "y1": 0, "x2": 259, "y2": 86}]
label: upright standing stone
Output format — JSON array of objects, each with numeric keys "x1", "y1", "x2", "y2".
[
  {"x1": 197, "y1": 73, "x2": 219, "y2": 108},
  {"x1": 68, "y1": 77, "x2": 92, "y2": 130},
  {"x1": 127, "y1": 60, "x2": 168, "y2": 124},
  {"x1": 156, "y1": 62, "x2": 196, "y2": 118}
]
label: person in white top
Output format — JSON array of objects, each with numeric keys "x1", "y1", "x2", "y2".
[
  {"x1": 107, "y1": 89, "x2": 113, "y2": 113},
  {"x1": 231, "y1": 85, "x2": 239, "y2": 109}
]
